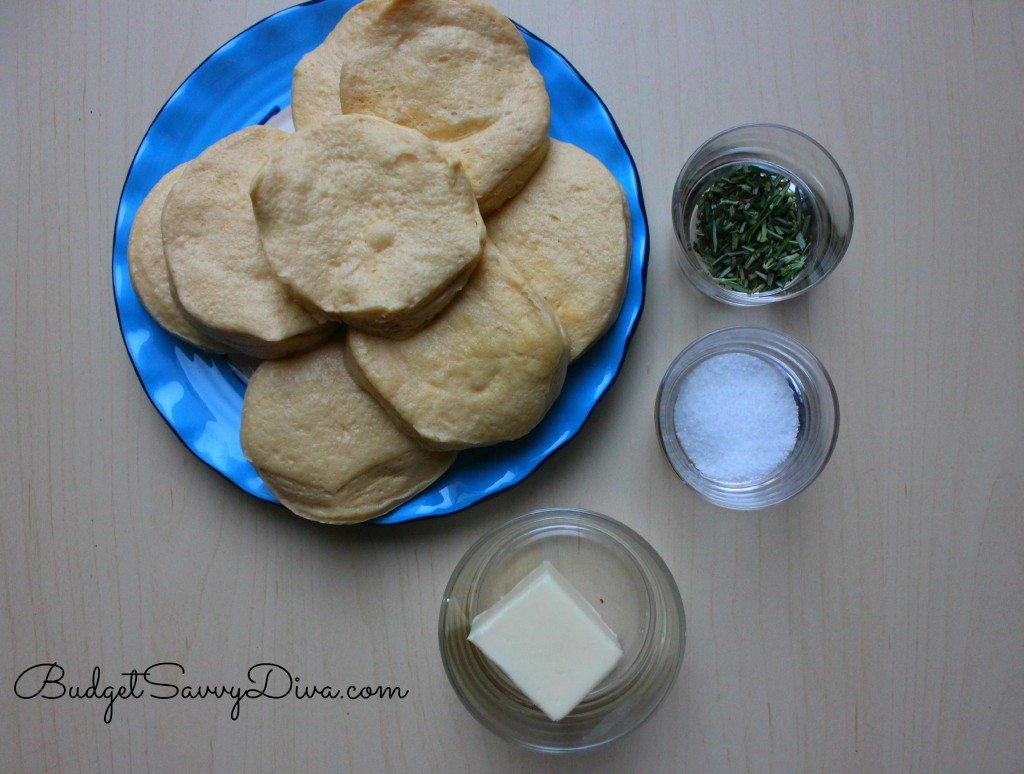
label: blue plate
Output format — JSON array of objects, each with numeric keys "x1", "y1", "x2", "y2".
[{"x1": 112, "y1": 0, "x2": 649, "y2": 524}]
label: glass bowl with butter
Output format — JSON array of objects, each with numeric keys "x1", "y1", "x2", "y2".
[{"x1": 439, "y1": 508, "x2": 685, "y2": 753}]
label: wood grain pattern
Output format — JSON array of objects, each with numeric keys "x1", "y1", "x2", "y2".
[{"x1": 2, "y1": 0, "x2": 1022, "y2": 771}]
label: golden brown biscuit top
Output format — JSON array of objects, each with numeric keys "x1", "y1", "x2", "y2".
[
  {"x1": 250, "y1": 114, "x2": 485, "y2": 335},
  {"x1": 127, "y1": 161, "x2": 227, "y2": 352},
  {"x1": 241, "y1": 338, "x2": 456, "y2": 523},
  {"x1": 484, "y1": 139, "x2": 631, "y2": 360},
  {"x1": 346, "y1": 241, "x2": 570, "y2": 450},
  {"x1": 293, "y1": 0, "x2": 551, "y2": 212},
  {"x1": 161, "y1": 126, "x2": 331, "y2": 357}
]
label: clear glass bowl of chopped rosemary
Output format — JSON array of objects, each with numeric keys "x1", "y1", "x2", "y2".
[{"x1": 671, "y1": 124, "x2": 853, "y2": 305}]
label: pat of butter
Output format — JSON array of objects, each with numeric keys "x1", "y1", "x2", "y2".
[{"x1": 468, "y1": 560, "x2": 623, "y2": 721}]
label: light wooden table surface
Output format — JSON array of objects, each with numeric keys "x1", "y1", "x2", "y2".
[{"x1": 4, "y1": 1, "x2": 1023, "y2": 771}]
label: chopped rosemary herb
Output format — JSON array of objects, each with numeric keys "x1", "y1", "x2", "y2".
[{"x1": 693, "y1": 165, "x2": 812, "y2": 294}]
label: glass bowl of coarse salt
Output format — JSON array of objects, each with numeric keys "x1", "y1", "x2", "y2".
[{"x1": 656, "y1": 326, "x2": 839, "y2": 510}]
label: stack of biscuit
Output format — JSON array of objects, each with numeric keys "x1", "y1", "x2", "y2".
[{"x1": 128, "y1": 0, "x2": 631, "y2": 524}]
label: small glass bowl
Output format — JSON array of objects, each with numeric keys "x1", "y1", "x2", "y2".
[
  {"x1": 656, "y1": 327, "x2": 839, "y2": 510},
  {"x1": 671, "y1": 123, "x2": 853, "y2": 305},
  {"x1": 439, "y1": 508, "x2": 685, "y2": 753}
]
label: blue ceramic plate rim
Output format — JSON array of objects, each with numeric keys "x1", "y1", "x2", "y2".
[{"x1": 111, "y1": 0, "x2": 649, "y2": 525}]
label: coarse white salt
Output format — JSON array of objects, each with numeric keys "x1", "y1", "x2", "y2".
[{"x1": 674, "y1": 352, "x2": 799, "y2": 482}]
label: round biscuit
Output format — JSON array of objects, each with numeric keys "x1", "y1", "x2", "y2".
[
  {"x1": 346, "y1": 241, "x2": 570, "y2": 450},
  {"x1": 293, "y1": 0, "x2": 550, "y2": 212},
  {"x1": 291, "y1": 22, "x2": 352, "y2": 131},
  {"x1": 161, "y1": 125, "x2": 334, "y2": 359},
  {"x1": 484, "y1": 139, "x2": 631, "y2": 360},
  {"x1": 250, "y1": 114, "x2": 485, "y2": 337},
  {"x1": 127, "y1": 162, "x2": 228, "y2": 352},
  {"x1": 241, "y1": 338, "x2": 456, "y2": 524}
]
